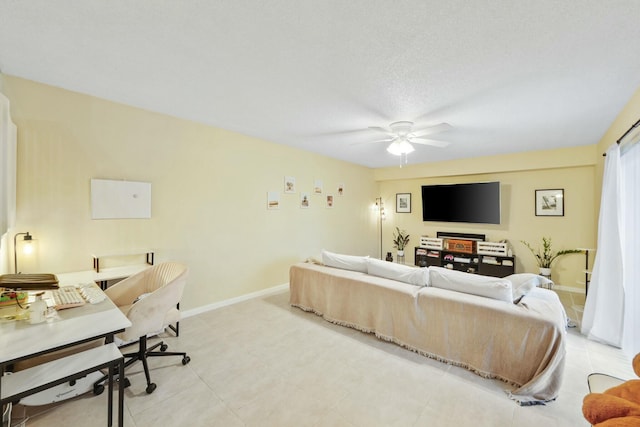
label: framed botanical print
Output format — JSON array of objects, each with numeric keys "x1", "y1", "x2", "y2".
[
  {"x1": 396, "y1": 193, "x2": 411, "y2": 213},
  {"x1": 535, "y1": 189, "x2": 564, "y2": 216}
]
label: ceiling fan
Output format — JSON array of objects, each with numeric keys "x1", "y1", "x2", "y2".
[{"x1": 365, "y1": 121, "x2": 452, "y2": 159}]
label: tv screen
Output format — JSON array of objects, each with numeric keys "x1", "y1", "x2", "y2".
[{"x1": 421, "y1": 181, "x2": 501, "y2": 224}]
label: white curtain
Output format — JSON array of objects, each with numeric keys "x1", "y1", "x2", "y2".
[
  {"x1": 0, "y1": 93, "x2": 17, "y2": 246},
  {"x1": 581, "y1": 144, "x2": 625, "y2": 347},
  {"x1": 621, "y1": 141, "x2": 640, "y2": 356}
]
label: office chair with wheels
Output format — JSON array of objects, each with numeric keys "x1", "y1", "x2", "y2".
[{"x1": 94, "y1": 261, "x2": 190, "y2": 395}]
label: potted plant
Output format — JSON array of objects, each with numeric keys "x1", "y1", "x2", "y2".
[
  {"x1": 393, "y1": 227, "x2": 410, "y2": 257},
  {"x1": 520, "y1": 237, "x2": 581, "y2": 276}
]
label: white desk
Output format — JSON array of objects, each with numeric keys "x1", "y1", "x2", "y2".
[
  {"x1": 0, "y1": 288, "x2": 131, "y2": 426},
  {"x1": 57, "y1": 264, "x2": 151, "y2": 290}
]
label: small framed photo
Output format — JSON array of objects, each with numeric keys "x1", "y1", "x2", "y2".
[
  {"x1": 326, "y1": 195, "x2": 334, "y2": 208},
  {"x1": 535, "y1": 189, "x2": 564, "y2": 216},
  {"x1": 314, "y1": 179, "x2": 323, "y2": 194},
  {"x1": 267, "y1": 191, "x2": 280, "y2": 210},
  {"x1": 337, "y1": 183, "x2": 344, "y2": 196},
  {"x1": 396, "y1": 193, "x2": 411, "y2": 213},
  {"x1": 300, "y1": 192, "x2": 310, "y2": 209},
  {"x1": 284, "y1": 176, "x2": 296, "y2": 193}
]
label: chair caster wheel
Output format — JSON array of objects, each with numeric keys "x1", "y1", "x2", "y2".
[
  {"x1": 146, "y1": 383, "x2": 157, "y2": 394},
  {"x1": 160, "y1": 343, "x2": 168, "y2": 352},
  {"x1": 93, "y1": 383, "x2": 105, "y2": 395},
  {"x1": 182, "y1": 356, "x2": 191, "y2": 365}
]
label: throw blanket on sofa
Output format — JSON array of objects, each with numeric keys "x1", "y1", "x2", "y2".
[{"x1": 289, "y1": 262, "x2": 567, "y2": 405}]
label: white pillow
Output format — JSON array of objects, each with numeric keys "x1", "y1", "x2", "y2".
[
  {"x1": 321, "y1": 250, "x2": 369, "y2": 273},
  {"x1": 429, "y1": 266, "x2": 513, "y2": 303},
  {"x1": 366, "y1": 258, "x2": 429, "y2": 287},
  {"x1": 506, "y1": 273, "x2": 554, "y2": 304}
]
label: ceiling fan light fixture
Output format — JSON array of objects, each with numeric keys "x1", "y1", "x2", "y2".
[{"x1": 386, "y1": 139, "x2": 415, "y2": 156}]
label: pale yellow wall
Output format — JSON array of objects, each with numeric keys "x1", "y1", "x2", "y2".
[
  {"x1": 3, "y1": 72, "x2": 637, "y2": 305},
  {"x1": 376, "y1": 147, "x2": 597, "y2": 291},
  {"x1": 1, "y1": 75, "x2": 378, "y2": 310}
]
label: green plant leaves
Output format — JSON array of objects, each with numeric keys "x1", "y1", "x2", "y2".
[
  {"x1": 393, "y1": 227, "x2": 410, "y2": 250},
  {"x1": 520, "y1": 237, "x2": 581, "y2": 268}
]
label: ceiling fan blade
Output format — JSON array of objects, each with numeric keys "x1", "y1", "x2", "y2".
[
  {"x1": 410, "y1": 138, "x2": 450, "y2": 148},
  {"x1": 311, "y1": 128, "x2": 376, "y2": 137},
  {"x1": 368, "y1": 126, "x2": 394, "y2": 136},
  {"x1": 349, "y1": 138, "x2": 394, "y2": 146},
  {"x1": 411, "y1": 122, "x2": 452, "y2": 137}
]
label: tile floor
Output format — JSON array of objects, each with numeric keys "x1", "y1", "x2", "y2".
[{"x1": 8, "y1": 289, "x2": 635, "y2": 427}]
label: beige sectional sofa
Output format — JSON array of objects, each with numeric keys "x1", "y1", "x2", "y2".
[{"x1": 289, "y1": 257, "x2": 567, "y2": 405}]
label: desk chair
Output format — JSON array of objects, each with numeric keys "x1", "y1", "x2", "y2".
[
  {"x1": 582, "y1": 353, "x2": 640, "y2": 426},
  {"x1": 95, "y1": 262, "x2": 190, "y2": 395}
]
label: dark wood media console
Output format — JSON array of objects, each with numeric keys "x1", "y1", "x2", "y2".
[{"x1": 414, "y1": 231, "x2": 515, "y2": 278}]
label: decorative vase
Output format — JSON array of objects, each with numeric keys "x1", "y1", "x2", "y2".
[
  {"x1": 386, "y1": 252, "x2": 393, "y2": 262},
  {"x1": 539, "y1": 267, "x2": 551, "y2": 277},
  {"x1": 397, "y1": 250, "x2": 404, "y2": 257}
]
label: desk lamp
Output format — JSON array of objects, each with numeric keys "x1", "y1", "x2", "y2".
[{"x1": 13, "y1": 231, "x2": 34, "y2": 274}]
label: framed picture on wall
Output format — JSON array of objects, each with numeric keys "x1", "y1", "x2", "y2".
[
  {"x1": 284, "y1": 176, "x2": 296, "y2": 193},
  {"x1": 326, "y1": 195, "x2": 334, "y2": 208},
  {"x1": 535, "y1": 189, "x2": 564, "y2": 216},
  {"x1": 267, "y1": 191, "x2": 280, "y2": 210},
  {"x1": 396, "y1": 193, "x2": 411, "y2": 213},
  {"x1": 300, "y1": 192, "x2": 310, "y2": 209}
]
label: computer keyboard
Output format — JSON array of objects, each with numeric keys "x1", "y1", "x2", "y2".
[{"x1": 50, "y1": 285, "x2": 106, "y2": 310}]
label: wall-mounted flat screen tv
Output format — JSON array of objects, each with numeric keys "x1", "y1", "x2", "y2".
[{"x1": 421, "y1": 181, "x2": 501, "y2": 224}]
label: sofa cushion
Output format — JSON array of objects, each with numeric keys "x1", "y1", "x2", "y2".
[
  {"x1": 366, "y1": 258, "x2": 429, "y2": 287},
  {"x1": 506, "y1": 273, "x2": 553, "y2": 304},
  {"x1": 429, "y1": 266, "x2": 512, "y2": 302},
  {"x1": 321, "y1": 250, "x2": 369, "y2": 273}
]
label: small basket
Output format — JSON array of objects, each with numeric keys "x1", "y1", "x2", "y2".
[
  {"x1": 420, "y1": 237, "x2": 443, "y2": 250},
  {"x1": 445, "y1": 239, "x2": 476, "y2": 254},
  {"x1": 477, "y1": 242, "x2": 508, "y2": 256}
]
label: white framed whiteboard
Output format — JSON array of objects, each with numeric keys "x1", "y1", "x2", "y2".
[{"x1": 90, "y1": 179, "x2": 151, "y2": 219}]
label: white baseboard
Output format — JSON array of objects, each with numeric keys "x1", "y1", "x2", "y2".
[{"x1": 182, "y1": 283, "x2": 289, "y2": 318}]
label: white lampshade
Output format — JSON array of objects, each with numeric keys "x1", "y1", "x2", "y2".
[
  {"x1": 13, "y1": 231, "x2": 38, "y2": 273},
  {"x1": 22, "y1": 239, "x2": 34, "y2": 255},
  {"x1": 386, "y1": 139, "x2": 415, "y2": 156}
]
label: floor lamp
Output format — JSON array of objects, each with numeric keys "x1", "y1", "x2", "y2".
[{"x1": 375, "y1": 197, "x2": 385, "y2": 259}]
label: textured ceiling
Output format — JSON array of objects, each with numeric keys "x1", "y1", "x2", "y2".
[{"x1": 1, "y1": 1, "x2": 640, "y2": 168}]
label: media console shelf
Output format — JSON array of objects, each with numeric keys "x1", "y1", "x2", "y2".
[{"x1": 415, "y1": 232, "x2": 515, "y2": 278}]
